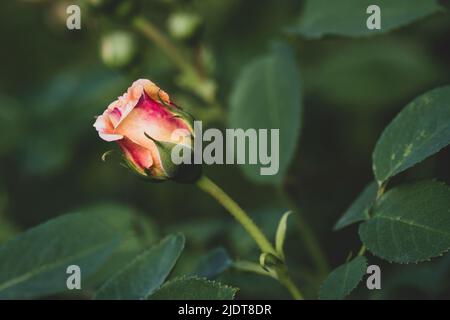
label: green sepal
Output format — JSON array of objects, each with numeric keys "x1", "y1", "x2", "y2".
[
  {"x1": 145, "y1": 133, "x2": 202, "y2": 183},
  {"x1": 118, "y1": 151, "x2": 166, "y2": 182},
  {"x1": 101, "y1": 150, "x2": 115, "y2": 162},
  {"x1": 275, "y1": 211, "x2": 291, "y2": 261},
  {"x1": 259, "y1": 252, "x2": 283, "y2": 271}
]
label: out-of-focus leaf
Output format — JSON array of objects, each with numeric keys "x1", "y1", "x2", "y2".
[
  {"x1": 32, "y1": 67, "x2": 126, "y2": 120},
  {"x1": 0, "y1": 212, "x2": 122, "y2": 299},
  {"x1": 373, "y1": 85, "x2": 450, "y2": 185},
  {"x1": 167, "y1": 219, "x2": 226, "y2": 246},
  {"x1": 229, "y1": 43, "x2": 302, "y2": 184},
  {"x1": 78, "y1": 203, "x2": 157, "y2": 243},
  {"x1": 334, "y1": 182, "x2": 377, "y2": 230},
  {"x1": 193, "y1": 247, "x2": 233, "y2": 279},
  {"x1": 304, "y1": 40, "x2": 443, "y2": 110},
  {"x1": 319, "y1": 256, "x2": 367, "y2": 300},
  {"x1": 81, "y1": 203, "x2": 158, "y2": 287},
  {"x1": 20, "y1": 68, "x2": 127, "y2": 176},
  {"x1": 94, "y1": 234, "x2": 185, "y2": 300},
  {"x1": 372, "y1": 254, "x2": 450, "y2": 299},
  {"x1": 21, "y1": 133, "x2": 73, "y2": 176},
  {"x1": 359, "y1": 180, "x2": 450, "y2": 263},
  {"x1": 149, "y1": 276, "x2": 237, "y2": 300},
  {"x1": 289, "y1": 0, "x2": 442, "y2": 38}
]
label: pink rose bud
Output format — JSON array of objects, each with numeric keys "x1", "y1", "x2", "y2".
[{"x1": 94, "y1": 79, "x2": 200, "y2": 182}]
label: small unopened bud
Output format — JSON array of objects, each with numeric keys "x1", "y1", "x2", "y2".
[
  {"x1": 100, "y1": 31, "x2": 137, "y2": 69},
  {"x1": 259, "y1": 253, "x2": 283, "y2": 271},
  {"x1": 94, "y1": 79, "x2": 202, "y2": 183},
  {"x1": 167, "y1": 12, "x2": 202, "y2": 40}
]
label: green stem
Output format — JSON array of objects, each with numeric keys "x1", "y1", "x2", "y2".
[
  {"x1": 277, "y1": 268, "x2": 304, "y2": 300},
  {"x1": 196, "y1": 175, "x2": 275, "y2": 255},
  {"x1": 196, "y1": 175, "x2": 304, "y2": 299},
  {"x1": 132, "y1": 16, "x2": 194, "y2": 75},
  {"x1": 233, "y1": 260, "x2": 272, "y2": 277}
]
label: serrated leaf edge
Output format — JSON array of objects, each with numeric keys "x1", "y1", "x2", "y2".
[
  {"x1": 358, "y1": 179, "x2": 450, "y2": 264},
  {"x1": 149, "y1": 275, "x2": 239, "y2": 300}
]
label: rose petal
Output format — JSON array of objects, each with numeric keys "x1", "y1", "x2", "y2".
[
  {"x1": 137, "y1": 79, "x2": 170, "y2": 104},
  {"x1": 116, "y1": 94, "x2": 188, "y2": 150},
  {"x1": 118, "y1": 137, "x2": 153, "y2": 173},
  {"x1": 94, "y1": 114, "x2": 123, "y2": 142},
  {"x1": 99, "y1": 79, "x2": 171, "y2": 131}
]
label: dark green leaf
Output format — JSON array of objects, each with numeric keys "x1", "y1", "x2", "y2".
[
  {"x1": 149, "y1": 276, "x2": 237, "y2": 300},
  {"x1": 21, "y1": 68, "x2": 127, "y2": 177},
  {"x1": 334, "y1": 182, "x2": 377, "y2": 230},
  {"x1": 359, "y1": 180, "x2": 450, "y2": 263},
  {"x1": 83, "y1": 203, "x2": 158, "y2": 287},
  {"x1": 193, "y1": 247, "x2": 233, "y2": 279},
  {"x1": 78, "y1": 203, "x2": 157, "y2": 244},
  {"x1": 94, "y1": 234, "x2": 185, "y2": 300},
  {"x1": 289, "y1": 0, "x2": 442, "y2": 38},
  {"x1": 319, "y1": 256, "x2": 367, "y2": 300},
  {"x1": 372, "y1": 254, "x2": 450, "y2": 299},
  {"x1": 0, "y1": 213, "x2": 122, "y2": 299},
  {"x1": 168, "y1": 219, "x2": 225, "y2": 246},
  {"x1": 373, "y1": 85, "x2": 450, "y2": 185},
  {"x1": 304, "y1": 40, "x2": 442, "y2": 111},
  {"x1": 229, "y1": 43, "x2": 302, "y2": 184}
]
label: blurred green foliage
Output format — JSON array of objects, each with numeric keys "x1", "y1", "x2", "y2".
[{"x1": 0, "y1": 0, "x2": 449, "y2": 299}]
